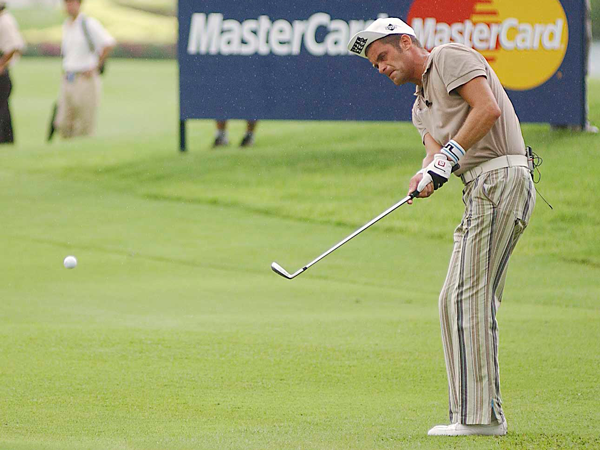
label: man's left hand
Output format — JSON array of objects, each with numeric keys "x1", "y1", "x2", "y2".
[{"x1": 418, "y1": 153, "x2": 453, "y2": 192}]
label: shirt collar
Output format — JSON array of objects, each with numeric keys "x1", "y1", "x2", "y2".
[
  {"x1": 67, "y1": 13, "x2": 83, "y2": 26},
  {"x1": 414, "y1": 52, "x2": 435, "y2": 98}
]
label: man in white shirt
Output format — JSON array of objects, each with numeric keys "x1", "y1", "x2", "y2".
[
  {"x1": 0, "y1": 1, "x2": 25, "y2": 144},
  {"x1": 55, "y1": 0, "x2": 116, "y2": 139}
]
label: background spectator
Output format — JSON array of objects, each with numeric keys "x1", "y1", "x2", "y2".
[
  {"x1": 214, "y1": 120, "x2": 258, "y2": 148},
  {"x1": 0, "y1": 0, "x2": 25, "y2": 144},
  {"x1": 54, "y1": 0, "x2": 115, "y2": 139}
]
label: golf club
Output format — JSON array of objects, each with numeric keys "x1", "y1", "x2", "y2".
[
  {"x1": 271, "y1": 191, "x2": 417, "y2": 279},
  {"x1": 271, "y1": 165, "x2": 457, "y2": 280}
]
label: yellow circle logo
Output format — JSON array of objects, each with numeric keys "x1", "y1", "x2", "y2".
[{"x1": 407, "y1": 0, "x2": 569, "y2": 90}]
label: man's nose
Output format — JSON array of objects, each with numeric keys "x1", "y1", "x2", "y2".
[{"x1": 378, "y1": 64, "x2": 387, "y2": 75}]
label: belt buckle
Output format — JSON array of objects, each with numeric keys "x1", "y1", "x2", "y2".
[{"x1": 66, "y1": 72, "x2": 76, "y2": 82}]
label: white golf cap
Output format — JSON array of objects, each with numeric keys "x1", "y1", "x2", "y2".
[{"x1": 347, "y1": 17, "x2": 416, "y2": 59}]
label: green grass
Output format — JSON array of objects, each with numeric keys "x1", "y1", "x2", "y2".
[
  {"x1": 1, "y1": 58, "x2": 599, "y2": 449},
  {"x1": 16, "y1": 1, "x2": 176, "y2": 45},
  {"x1": 592, "y1": 0, "x2": 600, "y2": 40},
  {"x1": 10, "y1": 7, "x2": 64, "y2": 30},
  {"x1": 111, "y1": 0, "x2": 176, "y2": 16}
]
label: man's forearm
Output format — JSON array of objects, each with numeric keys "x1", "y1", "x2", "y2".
[
  {"x1": 98, "y1": 46, "x2": 114, "y2": 69},
  {"x1": 0, "y1": 50, "x2": 17, "y2": 68},
  {"x1": 452, "y1": 77, "x2": 502, "y2": 151},
  {"x1": 453, "y1": 105, "x2": 500, "y2": 150},
  {"x1": 422, "y1": 133, "x2": 442, "y2": 167}
]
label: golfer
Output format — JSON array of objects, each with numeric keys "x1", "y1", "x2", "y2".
[{"x1": 348, "y1": 18, "x2": 535, "y2": 436}]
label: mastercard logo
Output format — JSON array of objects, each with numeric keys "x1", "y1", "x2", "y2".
[{"x1": 407, "y1": 0, "x2": 568, "y2": 90}]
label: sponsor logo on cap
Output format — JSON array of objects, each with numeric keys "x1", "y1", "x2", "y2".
[
  {"x1": 407, "y1": 0, "x2": 568, "y2": 90},
  {"x1": 386, "y1": 24, "x2": 398, "y2": 31},
  {"x1": 350, "y1": 37, "x2": 369, "y2": 54}
]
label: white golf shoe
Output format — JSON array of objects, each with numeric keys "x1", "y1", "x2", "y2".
[{"x1": 427, "y1": 420, "x2": 507, "y2": 436}]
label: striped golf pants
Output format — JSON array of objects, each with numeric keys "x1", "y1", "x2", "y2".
[{"x1": 439, "y1": 166, "x2": 535, "y2": 425}]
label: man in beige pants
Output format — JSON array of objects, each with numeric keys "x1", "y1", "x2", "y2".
[
  {"x1": 55, "y1": 0, "x2": 115, "y2": 139},
  {"x1": 348, "y1": 18, "x2": 535, "y2": 436}
]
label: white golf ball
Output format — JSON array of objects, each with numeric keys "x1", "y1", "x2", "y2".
[{"x1": 63, "y1": 256, "x2": 77, "y2": 269}]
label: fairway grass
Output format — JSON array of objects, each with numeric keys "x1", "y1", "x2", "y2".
[{"x1": 0, "y1": 59, "x2": 598, "y2": 449}]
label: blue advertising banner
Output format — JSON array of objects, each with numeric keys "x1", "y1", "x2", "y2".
[{"x1": 178, "y1": 0, "x2": 586, "y2": 150}]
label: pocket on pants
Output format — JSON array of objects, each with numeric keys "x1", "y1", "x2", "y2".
[
  {"x1": 513, "y1": 171, "x2": 536, "y2": 225},
  {"x1": 479, "y1": 169, "x2": 507, "y2": 208}
]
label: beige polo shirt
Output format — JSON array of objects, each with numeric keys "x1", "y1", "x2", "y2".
[{"x1": 412, "y1": 43, "x2": 526, "y2": 175}]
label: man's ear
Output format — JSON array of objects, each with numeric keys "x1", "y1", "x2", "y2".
[{"x1": 400, "y1": 34, "x2": 413, "y2": 51}]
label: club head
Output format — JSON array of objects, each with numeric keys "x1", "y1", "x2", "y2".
[{"x1": 271, "y1": 262, "x2": 293, "y2": 279}]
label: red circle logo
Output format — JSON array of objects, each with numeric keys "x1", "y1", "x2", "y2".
[{"x1": 407, "y1": 0, "x2": 569, "y2": 90}]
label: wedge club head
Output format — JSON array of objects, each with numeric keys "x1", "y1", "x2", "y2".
[{"x1": 271, "y1": 262, "x2": 306, "y2": 280}]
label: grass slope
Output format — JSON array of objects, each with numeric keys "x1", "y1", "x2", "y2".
[
  {"x1": 16, "y1": 0, "x2": 176, "y2": 45},
  {"x1": 0, "y1": 58, "x2": 598, "y2": 449}
]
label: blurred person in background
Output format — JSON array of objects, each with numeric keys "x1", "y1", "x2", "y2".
[
  {"x1": 54, "y1": 0, "x2": 116, "y2": 139},
  {"x1": 0, "y1": 0, "x2": 25, "y2": 144},
  {"x1": 213, "y1": 120, "x2": 258, "y2": 148}
]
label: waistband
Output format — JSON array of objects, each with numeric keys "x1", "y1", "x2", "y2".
[
  {"x1": 460, "y1": 155, "x2": 528, "y2": 185},
  {"x1": 64, "y1": 70, "x2": 97, "y2": 78}
]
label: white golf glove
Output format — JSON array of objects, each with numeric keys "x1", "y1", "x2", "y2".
[{"x1": 417, "y1": 153, "x2": 454, "y2": 192}]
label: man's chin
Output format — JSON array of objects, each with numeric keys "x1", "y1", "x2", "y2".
[{"x1": 389, "y1": 73, "x2": 404, "y2": 86}]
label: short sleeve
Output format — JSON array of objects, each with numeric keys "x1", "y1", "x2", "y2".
[
  {"x1": 87, "y1": 17, "x2": 116, "y2": 51},
  {"x1": 434, "y1": 45, "x2": 487, "y2": 94},
  {"x1": 0, "y1": 14, "x2": 25, "y2": 54}
]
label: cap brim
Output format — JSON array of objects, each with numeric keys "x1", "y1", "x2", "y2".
[{"x1": 348, "y1": 31, "x2": 393, "y2": 59}]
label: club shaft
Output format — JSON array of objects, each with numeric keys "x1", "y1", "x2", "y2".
[{"x1": 302, "y1": 194, "x2": 413, "y2": 272}]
